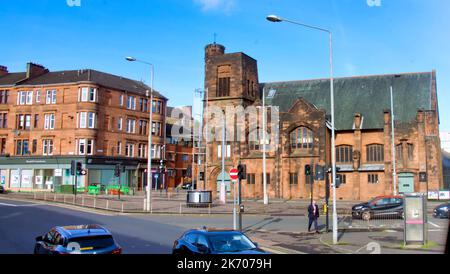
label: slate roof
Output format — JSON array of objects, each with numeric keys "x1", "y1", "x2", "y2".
[
  {"x1": 0, "y1": 72, "x2": 27, "y2": 86},
  {"x1": 0, "y1": 69, "x2": 167, "y2": 100},
  {"x1": 261, "y1": 72, "x2": 433, "y2": 131}
]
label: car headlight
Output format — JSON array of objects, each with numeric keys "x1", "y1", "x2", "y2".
[{"x1": 354, "y1": 206, "x2": 363, "y2": 210}]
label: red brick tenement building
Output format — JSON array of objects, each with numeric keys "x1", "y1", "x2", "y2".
[
  {"x1": 0, "y1": 63, "x2": 167, "y2": 193},
  {"x1": 165, "y1": 106, "x2": 195, "y2": 189},
  {"x1": 203, "y1": 43, "x2": 443, "y2": 201}
]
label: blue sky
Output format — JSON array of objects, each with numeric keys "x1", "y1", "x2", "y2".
[{"x1": 1, "y1": 0, "x2": 449, "y2": 131}]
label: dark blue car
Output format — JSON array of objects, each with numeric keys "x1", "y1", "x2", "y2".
[
  {"x1": 172, "y1": 228, "x2": 269, "y2": 255},
  {"x1": 34, "y1": 224, "x2": 122, "y2": 254},
  {"x1": 433, "y1": 203, "x2": 450, "y2": 219}
]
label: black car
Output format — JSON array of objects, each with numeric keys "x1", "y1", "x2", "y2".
[
  {"x1": 433, "y1": 203, "x2": 450, "y2": 219},
  {"x1": 0, "y1": 185, "x2": 4, "y2": 194},
  {"x1": 34, "y1": 225, "x2": 122, "y2": 254},
  {"x1": 173, "y1": 228, "x2": 269, "y2": 255},
  {"x1": 352, "y1": 196, "x2": 404, "y2": 221}
]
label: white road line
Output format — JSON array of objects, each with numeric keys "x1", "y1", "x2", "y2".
[
  {"x1": 0, "y1": 202, "x2": 18, "y2": 207},
  {"x1": 428, "y1": 221, "x2": 441, "y2": 228},
  {"x1": 0, "y1": 202, "x2": 42, "y2": 207}
]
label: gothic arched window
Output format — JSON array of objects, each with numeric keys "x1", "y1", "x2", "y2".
[{"x1": 290, "y1": 127, "x2": 313, "y2": 150}]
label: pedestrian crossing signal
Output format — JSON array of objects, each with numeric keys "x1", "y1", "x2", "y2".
[{"x1": 305, "y1": 165, "x2": 312, "y2": 176}]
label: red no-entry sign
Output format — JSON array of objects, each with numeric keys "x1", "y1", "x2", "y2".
[{"x1": 229, "y1": 168, "x2": 239, "y2": 180}]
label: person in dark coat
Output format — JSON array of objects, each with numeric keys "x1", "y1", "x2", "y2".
[{"x1": 308, "y1": 200, "x2": 320, "y2": 233}]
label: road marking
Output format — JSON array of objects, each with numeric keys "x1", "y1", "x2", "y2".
[
  {"x1": 0, "y1": 202, "x2": 18, "y2": 207},
  {"x1": 428, "y1": 221, "x2": 441, "y2": 228},
  {"x1": 0, "y1": 202, "x2": 43, "y2": 207}
]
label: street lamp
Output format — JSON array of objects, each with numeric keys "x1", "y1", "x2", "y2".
[
  {"x1": 266, "y1": 14, "x2": 338, "y2": 244},
  {"x1": 125, "y1": 56, "x2": 154, "y2": 212}
]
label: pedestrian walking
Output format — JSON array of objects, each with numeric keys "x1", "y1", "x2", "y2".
[{"x1": 308, "y1": 200, "x2": 320, "y2": 233}]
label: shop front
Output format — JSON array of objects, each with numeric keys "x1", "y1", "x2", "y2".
[{"x1": 0, "y1": 156, "x2": 146, "y2": 194}]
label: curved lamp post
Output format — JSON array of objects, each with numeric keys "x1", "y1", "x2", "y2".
[{"x1": 266, "y1": 15, "x2": 338, "y2": 245}]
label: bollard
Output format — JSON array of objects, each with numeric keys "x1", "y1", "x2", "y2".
[
  {"x1": 106, "y1": 200, "x2": 109, "y2": 210},
  {"x1": 179, "y1": 203, "x2": 182, "y2": 215},
  {"x1": 44, "y1": 193, "x2": 46, "y2": 201},
  {"x1": 208, "y1": 203, "x2": 211, "y2": 215},
  {"x1": 143, "y1": 199, "x2": 146, "y2": 212},
  {"x1": 94, "y1": 198, "x2": 96, "y2": 209},
  {"x1": 121, "y1": 202, "x2": 124, "y2": 213},
  {"x1": 63, "y1": 195, "x2": 66, "y2": 204}
]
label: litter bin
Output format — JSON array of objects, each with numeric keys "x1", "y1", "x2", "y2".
[{"x1": 186, "y1": 191, "x2": 212, "y2": 207}]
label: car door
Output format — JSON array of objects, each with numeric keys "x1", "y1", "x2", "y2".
[
  {"x1": 195, "y1": 235, "x2": 211, "y2": 254},
  {"x1": 39, "y1": 230, "x2": 56, "y2": 254},
  {"x1": 372, "y1": 198, "x2": 391, "y2": 217},
  {"x1": 184, "y1": 233, "x2": 199, "y2": 254},
  {"x1": 382, "y1": 198, "x2": 400, "y2": 217}
]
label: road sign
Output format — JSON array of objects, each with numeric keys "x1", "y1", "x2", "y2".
[{"x1": 229, "y1": 168, "x2": 239, "y2": 180}]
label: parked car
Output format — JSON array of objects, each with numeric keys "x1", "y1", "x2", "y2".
[
  {"x1": 34, "y1": 224, "x2": 122, "y2": 254},
  {"x1": 352, "y1": 195, "x2": 404, "y2": 221},
  {"x1": 172, "y1": 228, "x2": 269, "y2": 254},
  {"x1": 181, "y1": 183, "x2": 192, "y2": 190},
  {"x1": 433, "y1": 203, "x2": 450, "y2": 219},
  {"x1": 0, "y1": 185, "x2": 5, "y2": 194}
]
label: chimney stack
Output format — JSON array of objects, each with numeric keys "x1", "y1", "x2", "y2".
[
  {"x1": 0, "y1": 65, "x2": 8, "y2": 76},
  {"x1": 26, "y1": 62, "x2": 49, "y2": 79}
]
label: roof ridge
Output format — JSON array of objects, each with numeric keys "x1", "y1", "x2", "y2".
[{"x1": 261, "y1": 71, "x2": 433, "y2": 86}]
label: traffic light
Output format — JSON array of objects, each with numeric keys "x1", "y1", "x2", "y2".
[
  {"x1": 76, "y1": 162, "x2": 86, "y2": 176},
  {"x1": 335, "y1": 174, "x2": 343, "y2": 188},
  {"x1": 186, "y1": 166, "x2": 192, "y2": 177},
  {"x1": 315, "y1": 165, "x2": 324, "y2": 181},
  {"x1": 114, "y1": 164, "x2": 121, "y2": 177},
  {"x1": 70, "y1": 160, "x2": 76, "y2": 176},
  {"x1": 238, "y1": 164, "x2": 246, "y2": 180},
  {"x1": 305, "y1": 165, "x2": 312, "y2": 176},
  {"x1": 199, "y1": 172, "x2": 204, "y2": 181}
]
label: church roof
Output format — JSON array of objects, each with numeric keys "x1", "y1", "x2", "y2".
[{"x1": 261, "y1": 72, "x2": 434, "y2": 131}]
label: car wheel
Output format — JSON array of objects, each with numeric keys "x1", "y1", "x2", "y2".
[{"x1": 361, "y1": 211, "x2": 371, "y2": 221}]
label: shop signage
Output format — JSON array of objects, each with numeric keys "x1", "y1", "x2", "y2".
[
  {"x1": 55, "y1": 169, "x2": 63, "y2": 177},
  {"x1": 427, "y1": 191, "x2": 439, "y2": 200},
  {"x1": 1, "y1": 176, "x2": 5, "y2": 185},
  {"x1": 439, "y1": 191, "x2": 450, "y2": 200},
  {"x1": 36, "y1": 176, "x2": 43, "y2": 185},
  {"x1": 26, "y1": 160, "x2": 47, "y2": 164}
]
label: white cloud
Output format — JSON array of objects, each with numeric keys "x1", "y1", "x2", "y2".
[{"x1": 194, "y1": 0, "x2": 235, "y2": 12}]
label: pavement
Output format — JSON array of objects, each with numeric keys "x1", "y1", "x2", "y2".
[
  {"x1": 4, "y1": 191, "x2": 446, "y2": 216},
  {"x1": 0, "y1": 195, "x2": 448, "y2": 254}
]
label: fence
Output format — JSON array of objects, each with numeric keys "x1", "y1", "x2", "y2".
[
  {"x1": 22, "y1": 192, "x2": 219, "y2": 214},
  {"x1": 337, "y1": 208, "x2": 404, "y2": 231}
]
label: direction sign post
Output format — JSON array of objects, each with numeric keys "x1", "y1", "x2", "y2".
[{"x1": 230, "y1": 168, "x2": 239, "y2": 230}]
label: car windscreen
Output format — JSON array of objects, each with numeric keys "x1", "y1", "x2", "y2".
[
  {"x1": 66, "y1": 235, "x2": 115, "y2": 250},
  {"x1": 208, "y1": 233, "x2": 256, "y2": 253}
]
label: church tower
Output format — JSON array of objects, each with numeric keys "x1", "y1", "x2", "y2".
[
  {"x1": 204, "y1": 43, "x2": 259, "y2": 108},
  {"x1": 203, "y1": 43, "x2": 261, "y2": 197}
]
